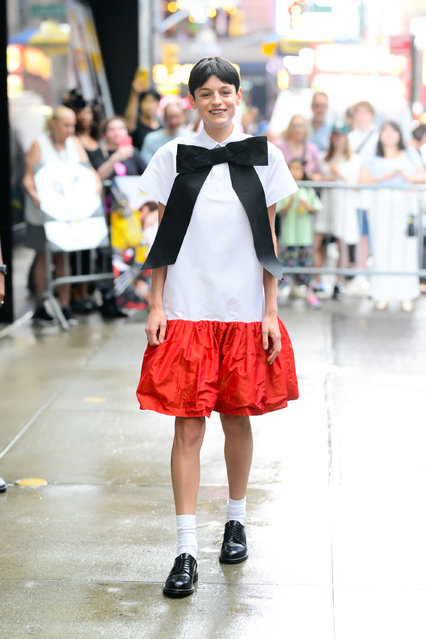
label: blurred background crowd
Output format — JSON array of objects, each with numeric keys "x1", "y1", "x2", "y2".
[{"x1": 1, "y1": 0, "x2": 426, "y2": 327}]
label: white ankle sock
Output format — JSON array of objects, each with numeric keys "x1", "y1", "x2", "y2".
[
  {"x1": 226, "y1": 497, "x2": 246, "y2": 525},
  {"x1": 176, "y1": 514, "x2": 198, "y2": 559}
]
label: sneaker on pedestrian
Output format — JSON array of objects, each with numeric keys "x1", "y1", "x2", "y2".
[
  {"x1": 32, "y1": 304, "x2": 57, "y2": 326},
  {"x1": 306, "y1": 288, "x2": 321, "y2": 309},
  {"x1": 375, "y1": 300, "x2": 389, "y2": 311},
  {"x1": 312, "y1": 281, "x2": 325, "y2": 293},
  {"x1": 61, "y1": 306, "x2": 79, "y2": 326},
  {"x1": 289, "y1": 284, "x2": 307, "y2": 299},
  {"x1": 332, "y1": 284, "x2": 343, "y2": 300},
  {"x1": 401, "y1": 300, "x2": 413, "y2": 313},
  {"x1": 0, "y1": 477, "x2": 7, "y2": 493}
]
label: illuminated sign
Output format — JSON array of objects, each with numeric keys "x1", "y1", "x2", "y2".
[
  {"x1": 24, "y1": 47, "x2": 51, "y2": 80},
  {"x1": 315, "y1": 44, "x2": 408, "y2": 75},
  {"x1": 7, "y1": 45, "x2": 24, "y2": 73}
]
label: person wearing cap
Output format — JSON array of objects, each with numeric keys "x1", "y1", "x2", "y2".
[{"x1": 313, "y1": 121, "x2": 361, "y2": 298}]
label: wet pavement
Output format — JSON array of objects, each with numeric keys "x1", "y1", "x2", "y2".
[{"x1": 1, "y1": 255, "x2": 426, "y2": 638}]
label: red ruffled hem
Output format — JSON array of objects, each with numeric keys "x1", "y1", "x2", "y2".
[{"x1": 136, "y1": 318, "x2": 299, "y2": 418}]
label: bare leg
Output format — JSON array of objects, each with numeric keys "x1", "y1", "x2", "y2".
[
  {"x1": 53, "y1": 254, "x2": 71, "y2": 307},
  {"x1": 33, "y1": 253, "x2": 46, "y2": 302},
  {"x1": 313, "y1": 232, "x2": 325, "y2": 287},
  {"x1": 220, "y1": 414, "x2": 253, "y2": 500},
  {"x1": 171, "y1": 417, "x2": 206, "y2": 515},
  {"x1": 336, "y1": 238, "x2": 344, "y2": 285}
]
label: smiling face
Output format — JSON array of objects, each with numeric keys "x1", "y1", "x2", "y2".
[
  {"x1": 188, "y1": 74, "x2": 242, "y2": 139},
  {"x1": 50, "y1": 110, "x2": 76, "y2": 143},
  {"x1": 380, "y1": 123, "x2": 401, "y2": 147},
  {"x1": 104, "y1": 118, "x2": 129, "y2": 148}
]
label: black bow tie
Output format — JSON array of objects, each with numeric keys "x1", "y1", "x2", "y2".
[
  {"x1": 176, "y1": 136, "x2": 269, "y2": 173},
  {"x1": 142, "y1": 136, "x2": 283, "y2": 279}
]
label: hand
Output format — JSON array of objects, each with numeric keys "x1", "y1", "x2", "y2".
[
  {"x1": 113, "y1": 146, "x2": 134, "y2": 162},
  {"x1": 298, "y1": 197, "x2": 309, "y2": 209},
  {"x1": 132, "y1": 72, "x2": 149, "y2": 94},
  {"x1": 329, "y1": 164, "x2": 342, "y2": 179},
  {"x1": 261, "y1": 314, "x2": 281, "y2": 365},
  {"x1": 145, "y1": 306, "x2": 167, "y2": 346}
]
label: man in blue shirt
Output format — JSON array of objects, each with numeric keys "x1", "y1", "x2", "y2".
[
  {"x1": 308, "y1": 91, "x2": 332, "y2": 153},
  {"x1": 141, "y1": 102, "x2": 188, "y2": 164}
]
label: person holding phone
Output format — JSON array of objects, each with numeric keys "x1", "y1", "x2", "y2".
[{"x1": 88, "y1": 116, "x2": 146, "y2": 180}]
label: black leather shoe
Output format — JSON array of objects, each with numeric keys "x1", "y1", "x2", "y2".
[
  {"x1": 219, "y1": 520, "x2": 248, "y2": 564},
  {"x1": 163, "y1": 553, "x2": 198, "y2": 598}
]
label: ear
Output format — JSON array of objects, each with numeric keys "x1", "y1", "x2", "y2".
[
  {"x1": 236, "y1": 87, "x2": 242, "y2": 106},
  {"x1": 187, "y1": 91, "x2": 196, "y2": 110}
]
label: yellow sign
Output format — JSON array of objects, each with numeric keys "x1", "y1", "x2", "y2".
[
  {"x1": 261, "y1": 42, "x2": 278, "y2": 57},
  {"x1": 25, "y1": 47, "x2": 51, "y2": 80},
  {"x1": 162, "y1": 42, "x2": 180, "y2": 72}
]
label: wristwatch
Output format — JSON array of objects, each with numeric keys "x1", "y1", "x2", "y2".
[{"x1": 0, "y1": 265, "x2": 7, "y2": 275}]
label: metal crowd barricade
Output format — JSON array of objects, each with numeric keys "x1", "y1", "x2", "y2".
[
  {"x1": 282, "y1": 181, "x2": 426, "y2": 280},
  {"x1": 36, "y1": 163, "x2": 114, "y2": 331},
  {"x1": 43, "y1": 240, "x2": 114, "y2": 331}
]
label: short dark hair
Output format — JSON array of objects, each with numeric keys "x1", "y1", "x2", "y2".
[
  {"x1": 412, "y1": 124, "x2": 426, "y2": 143},
  {"x1": 139, "y1": 89, "x2": 162, "y2": 104},
  {"x1": 188, "y1": 57, "x2": 240, "y2": 97}
]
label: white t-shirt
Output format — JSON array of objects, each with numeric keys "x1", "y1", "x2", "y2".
[{"x1": 138, "y1": 127, "x2": 297, "y2": 322}]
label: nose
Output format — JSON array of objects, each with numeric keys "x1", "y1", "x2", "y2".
[{"x1": 211, "y1": 92, "x2": 222, "y2": 105}]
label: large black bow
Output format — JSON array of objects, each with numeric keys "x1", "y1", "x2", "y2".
[{"x1": 142, "y1": 136, "x2": 283, "y2": 278}]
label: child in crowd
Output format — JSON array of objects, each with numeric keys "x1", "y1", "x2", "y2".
[
  {"x1": 136, "y1": 57, "x2": 299, "y2": 598},
  {"x1": 276, "y1": 158, "x2": 322, "y2": 308},
  {"x1": 313, "y1": 122, "x2": 361, "y2": 299}
]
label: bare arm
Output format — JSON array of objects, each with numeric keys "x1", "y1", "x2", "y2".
[
  {"x1": 145, "y1": 203, "x2": 168, "y2": 346},
  {"x1": 262, "y1": 203, "x2": 281, "y2": 365},
  {"x1": 22, "y1": 140, "x2": 41, "y2": 207},
  {"x1": 124, "y1": 72, "x2": 146, "y2": 133},
  {"x1": 95, "y1": 146, "x2": 134, "y2": 181},
  {"x1": 359, "y1": 165, "x2": 401, "y2": 184},
  {"x1": 401, "y1": 166, "x2": 426, "y2": 184}
]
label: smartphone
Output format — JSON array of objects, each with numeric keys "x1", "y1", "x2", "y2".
[
  {"x1": 135, "y1": 67, "x2": 149, "y2": 88},
  {"x1": 119, "y1": 135, "x2": 133, "y2": 147}
]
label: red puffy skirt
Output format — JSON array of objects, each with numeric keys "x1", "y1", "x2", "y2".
[{"x1": 136, "y1": 318, "x2": 299, "y2": 418}]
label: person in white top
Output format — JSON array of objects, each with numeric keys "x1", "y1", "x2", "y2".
[
  {"x1": 136, "y1": 57, "x2": 299, "y2": 597},
  {"x1": 314, "y1": 121, "x2": 361, "y2": 298},
  {"x1": 347, "y1": 101, "x2": 379, "y2": 272},
  {"x1": 23, "y1": 106, "x2": 102, "y2": 325}
]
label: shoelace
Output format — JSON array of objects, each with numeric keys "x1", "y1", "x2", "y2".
[
  {"x1": 223, "y1": 521, "x2": 245, "y2": 545},
  {"x1": 174, "y1": 555, "x2": 195, "y2": 574}
]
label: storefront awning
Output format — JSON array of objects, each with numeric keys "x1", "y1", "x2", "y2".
[{"x1": 8, "y1": 21, "x2": 70, "y2": 55}]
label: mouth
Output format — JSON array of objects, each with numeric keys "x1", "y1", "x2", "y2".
[{"x1": 209, "y1": 109, "x2": 226, "y2": 115}]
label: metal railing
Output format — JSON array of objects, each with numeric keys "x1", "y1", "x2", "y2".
[{"x1": 279, "y1": 181, "x2": 426, "y2": 279}]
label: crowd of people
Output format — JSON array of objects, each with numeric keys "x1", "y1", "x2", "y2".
[{"x1": 21, "y1": 73, "x2": 426, "y2": 326}]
